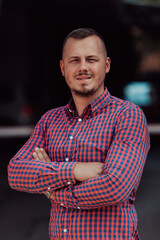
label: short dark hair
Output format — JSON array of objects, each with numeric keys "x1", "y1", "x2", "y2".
[{"x1": 62, "y1": 28, "x2": 107, "y2": 57}]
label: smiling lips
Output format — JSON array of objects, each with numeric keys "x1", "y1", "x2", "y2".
[{"x1": 76, "y1": 74, "x2": 93, "y2": 81}]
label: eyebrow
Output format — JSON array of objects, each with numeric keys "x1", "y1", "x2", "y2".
[
  {"x1": 68, "y1": 56, "x2": 79, "y2": 60},
  {"x1": 68, "y1": 55, "x2": 99, "y2": 60},
  {"x1": 87, "y1": 55, "x2": 98, "y2": 58}
]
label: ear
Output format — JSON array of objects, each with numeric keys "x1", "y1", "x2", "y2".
[
  {"x1": 60, "y1": 60, "x2": 65, "y2": 76},
  {"x1": 105, "y1": 57, "x2": 111, "y2": 74}
]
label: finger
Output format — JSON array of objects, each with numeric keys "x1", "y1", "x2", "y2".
[
  {"x1": 50, "y1": 192, "x2": 54, "y2": 201},
  {"x1": 40, "y1": 148, "x2": 51, "y2": 163},
  {"x1": 34, "y1": 147, "x2": 46, "y2": 162},
  {"x1": 33, "y1": 150, "x2": 45, "y2": 162},
  {"x1": 43, "y1": 191, "x2": 54, "y2": 200},
  {"x1": 32, "y1": 151, "x2": 42, "y2": 161}
]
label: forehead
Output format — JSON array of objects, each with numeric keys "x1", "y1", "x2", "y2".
[{"x1": 62, "y1": 36, "x2": 106, "y2": 58}]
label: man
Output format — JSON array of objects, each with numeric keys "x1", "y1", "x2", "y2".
[{"x1": 8, "y1": 28, "x2": 150, "y2": 239}]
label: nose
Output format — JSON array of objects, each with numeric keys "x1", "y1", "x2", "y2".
[{"x1": 79, "y1": 60, "x2": 88, "y2": 72}]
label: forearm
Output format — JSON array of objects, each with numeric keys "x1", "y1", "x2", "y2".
[
  {"x1": 8, "y1": 157, "x2": 77, "y2": 194},
  {"x1": 7, "y1": 112, "x2": 77, "y2": 194},
  {"x1": 52, "y1": 135, "x2": 150, "y2": 209},
  {"x1": 53, "y1": 173, "x2": 122, "y2": 209}
]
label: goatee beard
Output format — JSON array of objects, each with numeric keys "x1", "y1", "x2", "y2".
[
  {"x1": 72, "y1": 88, "x2": 96, "y2": 97},
  {"x1": 72, "y1": 81, "x2": 105, "y2": 97}
]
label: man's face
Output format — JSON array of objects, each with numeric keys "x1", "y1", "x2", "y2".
[{"x1": 60, "y1": 36, "x2": 110, "y2": 98}]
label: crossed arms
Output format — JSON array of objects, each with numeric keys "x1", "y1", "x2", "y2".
[
  {"x1": 33, "y1": 147, "x2": 104, "y2": 182},
  {"x1": 8, "y1": 106, "x2": 150, "y2": 209},
  {"x1": 33, "y1": 147, "x2": 104, "y2": 200}
]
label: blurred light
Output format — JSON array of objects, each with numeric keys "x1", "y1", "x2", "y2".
[
  {"x1": 0, "y1": 126, "x2": 34, "y2": 138},
  {"x1": 123, "y1": 81, "x2": 153, "y2": 106}
]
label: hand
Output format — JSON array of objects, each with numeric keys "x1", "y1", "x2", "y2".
[
  {"x1": 32, "y1": 147, "x2": 51, "y2": 163},
  {"x1": 73, "y1": 162, "x2": 104, "y2": 182}
]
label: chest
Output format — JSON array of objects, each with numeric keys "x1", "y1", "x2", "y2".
[{"x1": 46, "y1": 112, "x2": 117, "y2": 163}]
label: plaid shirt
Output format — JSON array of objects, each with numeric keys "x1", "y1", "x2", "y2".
[{"x1": 8, "y1": 88, "x2": 150, "y2": 240}]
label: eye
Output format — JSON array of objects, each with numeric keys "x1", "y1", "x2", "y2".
[
  {"x1": 69, "y1": 58, "x2": 79, "y2": 63},
  {"x1": 72, "y1": 59, "x2": 79, "y2": 62},
  {"x1": 88, "y1": 58, "x2": 98, "y2": 62}
]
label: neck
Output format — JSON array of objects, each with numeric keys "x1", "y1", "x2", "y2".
[{"x1": 72, "y1": 89, "x2": 105, "y2": 116}]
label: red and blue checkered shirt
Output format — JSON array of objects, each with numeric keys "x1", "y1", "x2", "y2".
[{"x1": 8, "y1": 88, "x2": 150, "y2": 239}]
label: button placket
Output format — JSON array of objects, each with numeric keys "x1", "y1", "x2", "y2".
[{"x1": 66, "y1": 116, "x2": 83, "y2": 169}]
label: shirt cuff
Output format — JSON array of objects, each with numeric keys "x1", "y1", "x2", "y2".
[
  {"x1": 58, "y1": 161, "x2": 77, "y2": 187},
  {"x1": 53, "y1": 185, "x2": 78, "y2": 209}
]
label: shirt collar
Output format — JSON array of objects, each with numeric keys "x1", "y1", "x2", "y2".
[
  {"x1": 65, "y1": 88, "x2": 111, "y2": 116},
  {"x1": 65, "y1": 99, "x2": 77, "y2": 116},
  {"x1": 90, "y1": 88, "x2": 111, "y2": 114}
]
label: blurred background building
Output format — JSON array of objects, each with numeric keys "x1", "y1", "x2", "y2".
[{"x1": 0, "y1": 0, "x2": 160, "y2": 239}]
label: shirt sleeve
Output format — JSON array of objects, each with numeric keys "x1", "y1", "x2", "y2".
[
  {"x1": 52, "y1": 105, "x2": 150, "y2": 209},
  {"x1": 8, "y1": 112, "x2": 77, "y2": 194}
]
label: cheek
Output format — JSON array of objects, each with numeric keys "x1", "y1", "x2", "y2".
[
  {"x1": 64, "y1": 71, "x2": 73, "y2": 86},
  {"x1": 64, "y1": 65, "x2": 74, "y2": 75},
  {"x1": 94, "y1": 66, "x2": 105, "y2": 77},
  {"x1": 63, "y1": 67, "x2": 70, "y2": 79},
  {"x1": 65, "y1": 66, "x2": 78, "y2": 81}
]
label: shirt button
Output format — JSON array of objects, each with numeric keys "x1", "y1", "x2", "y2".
[
  {"x1": 69, "y1": 109, "x2": 72, "y2": 113},
  {"x1": 47, "y1": 187, "x2": 51, "y2": 191},
  {"x1": 61, "y1": 203, "x2": 64, "y2": 206},
  {"x1": 69, "y1": 136, "x2": 73, "y2": 140},
  {"x1": 78, "y1": 118, "x2": 82, "y2": 122},
  {"x1": 63, "y1": 228, "x2": 68, "y2": 233},
  {"x1": 65, "y1": 157, "x2": 69, "y2": 162},
  {"x1": 67, "y1": 181, "x2": 71, "y2": 185},
  {"x1": 77, "y1": 206, "x2": 81, "y2": 209}
]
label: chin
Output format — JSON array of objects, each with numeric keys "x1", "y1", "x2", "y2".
[{"x1": 73, "y1": 88, "x2": 95, "y2": 97}]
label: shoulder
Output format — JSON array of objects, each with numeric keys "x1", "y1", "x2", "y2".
[
  {"x1": 36, "y1": 106, "x2": 65, "y2": 128},
  {"x1": 110, "y1": 95, "x2": 144, "y2": 115},
  {"x1": 42, "y1": 106, "x2": 65, "y2": 119},
  {"x1": 110, "y1": 97, "x2": 148, "y2": 136},
  {"x1": 108, "y1": 95, "x2": 148, "y2": 130}
]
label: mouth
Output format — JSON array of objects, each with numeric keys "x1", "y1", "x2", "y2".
[{"x1": 76, "y1": 74, "x2": 92, "y2": 81}]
